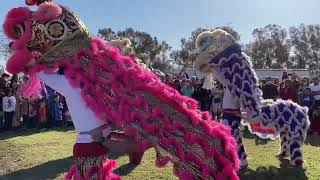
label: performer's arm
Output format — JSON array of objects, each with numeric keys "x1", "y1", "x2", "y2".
[
  {"x1": 89, "y1": 127, "x2": 138, "y2": 153},
  {"x1": 102, "y1": 136, "x2": 137, "y2": 153},
  {"x1": 38, "y1": 71, "x2": 72, "y2": 94}
]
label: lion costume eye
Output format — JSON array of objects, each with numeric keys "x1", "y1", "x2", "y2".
[
  {"x1": 12, "y1": 24, "x2": 25, "y2": 39},
  {"x1": 199, "y1": 36, "x2": 214, "y2": 52},
  {"x1": 44, "y1": 19, "x2": 68, "y2": 40}
]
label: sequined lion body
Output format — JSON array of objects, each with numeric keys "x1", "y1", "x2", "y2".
[{"x1": 3, "y1": 2, "x2": 240, "y2": 180}]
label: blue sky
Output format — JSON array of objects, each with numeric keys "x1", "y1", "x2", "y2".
[{"x1": 0, "y1": 0, "x2": 319, "y2": 64}]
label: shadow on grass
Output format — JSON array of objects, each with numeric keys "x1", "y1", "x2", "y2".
[
  {"x1": 304, "y1": 134, "x2": 320, "y2": 147},
  {"x1": 0, "y1": 157, "x2": 73, "y2": 180},
  {"x1": 108, "y1": 151, "x2": 126, "y2": 160},
  {"x1": 114, "y1": 163, "x2": 137, "y2": 176},
  {"x1": 0, "y1": 152, "x2": 135, "y2": 180},
  {"x1": 108, "y1": 151, "x2": 138, "y2": 176},
  {"x1": 244, "y1": 130, "x2": 320, "y2": 147},
  {"x1": 243, "y1": 129, "x2": 272, "y2": 145},
  {"x1": 239, "y1": 158, "x2": 307, "y2": 180},
  {"x1": 0, "y1": 126, "x2": 75, "y2": 140}
]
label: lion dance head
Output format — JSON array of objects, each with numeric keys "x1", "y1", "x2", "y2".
[
  {"x1": 194, "y1": 29, "x2": 262, "y2": 120},
  {"x1": 3, "y1": 0, "x2": 86, "y2": 74}
]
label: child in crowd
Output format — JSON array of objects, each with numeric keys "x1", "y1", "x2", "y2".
[
  {"x1": 302, "y1": 88, "x2": 314, "y2": 109},
  {"x1": 12, "y1": 90, "x2": 22, "y2": 131},
  {"x1": 28, "y1": 100, "x2": 38, "y2": 129},
  {"x1": 51, "y1": 95, "x2": 63, "y2": 127},
  {"x1": 181, "y1": 79, "x2": 194, "y2": 98},
  {"x1": 38, "y1": 99, "x2": 47, "y2": 130},
  {"x1": 310, "y1": 105, "x2": 320, "y2": 134},
  {"x1": 20, "y1": 98, "x2": 29, "y2": 129},
  {"x1": 2, "y1": 89, "x2": 16, "y2": 130}
]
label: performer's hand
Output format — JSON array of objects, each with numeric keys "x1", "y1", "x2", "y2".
[
  {"x1": 102, "y1": 137, "x2": 138, "y2": 153},
  {"x1": 90, "y1": 129, "x2": 140, "y2": 154},
  {"x1": 89, "y1": 128, "x2": 105, "y2": 143}
]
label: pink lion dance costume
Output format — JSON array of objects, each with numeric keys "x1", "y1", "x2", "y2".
[
  {"x1": 194, "y1": 30, "x2": 310, "y2": 167},
  {"x1": 4, "y1": 1, "x2": 240, "y2": 179}
]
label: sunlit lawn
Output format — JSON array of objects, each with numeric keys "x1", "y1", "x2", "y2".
[{"x1": 0, "y1": 127, "x2": 319, "y2": 180}]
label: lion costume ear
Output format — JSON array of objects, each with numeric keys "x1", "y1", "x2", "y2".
[
  {"x1": 26, "y1": 0, "x2": 63, "y2": 23},
  {"x1": 196, "y1": 29, "x2": 235, "y2": 52},
  {"x1": 3, "y1": 7, "x2": 32, "y2": 41},
  {"x1": 196, "y1": 31, "x2": 214, "y2": 51},
  {"x1": 32, "y1": 2, "x2": 62, "y2": 23},
  {"x1": 6, "y1": 47, "x2": 34, "y2": 74}
]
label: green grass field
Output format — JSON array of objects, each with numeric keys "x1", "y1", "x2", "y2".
[{"x1": 0, "y1": 128, "x2": 319, "y2": 180}]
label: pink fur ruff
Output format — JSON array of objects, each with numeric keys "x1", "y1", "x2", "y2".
[
  {"x1": 25, "y1": 0, "x2": 37, "y2": 6},
  {"x1": 65, "y1": 160, "x2": 119, "y2": 180},
  {"x1": 3, "y1": 7, "x2": 32, "y2": 41},
  {"x1": 18, "y1": 74, "x2": 42, "y2": 99},
  {"x1": 33, "y1": 2, "x2": 62, "y2": 22},
  {"x1": 6, "y1": 48, "x2": 33, "y2": 74}
]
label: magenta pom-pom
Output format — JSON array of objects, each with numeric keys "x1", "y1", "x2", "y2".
[{"x1": 33, "y1": 3, "x2": 62, "y2": 22}]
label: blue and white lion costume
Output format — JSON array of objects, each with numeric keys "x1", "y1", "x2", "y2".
[{"x1": 194, "y1": 29, "x2": 310, "y2": 167}]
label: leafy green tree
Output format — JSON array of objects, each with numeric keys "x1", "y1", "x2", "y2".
[
  {"x1": 98, "y1": 27, "x2": 173, "y2": 73},
  {"x1": 289, "y1": 24, "x2": 320, "y2": 74},
  {"x1": 244, "y1": 24, "x2": 290, "y2": 69},
  {"x1": 170, "y1": 26, "x2": 240, "y2": 68}
]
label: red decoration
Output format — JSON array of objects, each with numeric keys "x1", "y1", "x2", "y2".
[
  {"x1": 25, "y1": 0, "x2": 52, "y2": 6},
  {"x1": 250, "y1": 123, "x2": 275, "y2": 134},
  {"x1": 25, "y1": 0, "x2": 36, "y2": 5}
]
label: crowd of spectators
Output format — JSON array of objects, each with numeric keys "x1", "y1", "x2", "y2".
[
  {"x1": 1, "y1": 70, "x2": 320, "y2": 135},
  {"x1": 164, "y1": 71, "x2": 320, "y2": 134},
  {"x1": 163, "y1": 73, "x2": 224, "y2": 119},
  {"x1": 0, "y1": 73, "x2": 71, "y2": 132},
  {"x1": 260, "y1": 72, "x2": 320, "y2": 134}
]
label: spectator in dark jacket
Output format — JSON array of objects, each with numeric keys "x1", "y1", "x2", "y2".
[
  {"x1": 192, "y1": 79, "x2": 211, "y2": 111},
  {"x1": 173, "y1": 79, "x2": 181, "y2": 93},
  {"x1": 164, "y1": 74, "x2": 175, "y2": 88},
  {"x1": 262, "y1": 77, "x2": 278, "y2": 100}
]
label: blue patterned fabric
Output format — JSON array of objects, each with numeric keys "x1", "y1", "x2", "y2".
[
  {"x1": 221, "y1": 113, "x2": 247, "y2": 162},
  {"x1": 203, "y1": 39, "x2": 310, "y2": 166},
  {"x1": 209, "y1": 44, "x2": 262, "y2": 120}
]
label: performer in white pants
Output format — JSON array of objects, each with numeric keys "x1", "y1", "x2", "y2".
[
  {"x1": 220, "y1": 88, "x2": 248, "y2": 168},
  {"x1": 38, "y1": 70, "x2": 140, "y2": 179}
]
